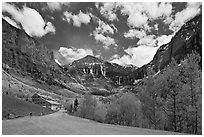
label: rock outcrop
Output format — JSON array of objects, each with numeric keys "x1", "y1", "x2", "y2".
[
  {"x1": 134, "y1": 14, "x2": 202, "y2": 79},
  {"x1": 2, "y1": 19, "x2": 75, "y2": 88}
]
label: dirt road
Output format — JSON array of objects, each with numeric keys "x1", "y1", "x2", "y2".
[{"x1": 2, "y1": 110, "x2": 179, "y2": 135}]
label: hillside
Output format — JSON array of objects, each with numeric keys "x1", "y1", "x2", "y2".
[
  {"x1": 2, "y1": 14, "x2": 202, "y2": 98},
  {"x1": 2, "y1": 95, "x2": 53, "y2": 119},
  {"x1": 135, "y1": 14, "x2": 202, "y2": 79}
]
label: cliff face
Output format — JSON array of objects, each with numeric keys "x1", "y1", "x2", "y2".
[
  {"x1": 134, "y1": 14, "x2": 202, "y2": 79},
  {"x1": 64, "y1": 55, "x2": 137, "y2": 86},
  {"x1": 2, "y1": 19, "x2": 75, "y2": 87}
]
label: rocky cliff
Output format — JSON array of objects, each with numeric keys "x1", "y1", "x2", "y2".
[
  {"x1": 64, "y1": 55, "x2": 137, "y2": 87},
  {"x1": 2, "y1": 19, "x2": 76, "y2": 88},
  {"x1": 134, "y1": 14, "x2": 202, "y2": 79}
]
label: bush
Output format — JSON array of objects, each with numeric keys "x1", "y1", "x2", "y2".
[
  {"x1": 94, "y1": 105, "x2": 107, "y2": 123},
  {"x1": 77, "y1": 93, "x2": 97, "y2": 120},
  {"x1": 106, "y1": 93, "x2": 142, "y2": 126}
]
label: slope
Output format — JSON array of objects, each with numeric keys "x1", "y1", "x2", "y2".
[
  {"x1": 2, "y1": 110, "x2": 182, "y2": 135},
  {"x1": 2, "y1": 95, "x2": 53, "y2": 119}
]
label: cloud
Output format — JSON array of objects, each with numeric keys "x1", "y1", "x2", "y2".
[
  {"x1": 154, "y1": 24, "x2": 159, "y2": 31},
  {"x1": 95, "y1": 19, "x2": 114, "y2": 34},
  {"x1": 46, "y1": 2, "x2": 70, "y2": 11},
  {"x1": 110, "y1": 46, "x2": 159, "y2": 67},
  {"x1": 57, "y1": 47, "x2": 94, "y2": 64},
  {"x1": 169, "y1": 2, "x2": 201, "y2": 32},
  {"x1": 142, "y1": 2, "x2": 172, "y2": 20},
  {"x1": 124, "y1": 29, "x2": 146, "y2": 39},
  {"x1": 2, "y1": 2, "x2": 55, "y2": 37},
  {"x1": 3, "y1": 16, "x2": 20, "y2": 29},
  {"x1": 118, "y1": 2, "x2": 172, "y2": 30},
  {"x1": 137, "y1": 34, "x2": 173, "y2": 47},
  {"x1": 156, "y1": 35, "x2": 173, "y2": 46},
  {"x1": 92, "y1": 33, "x2": 116, "y2": 49},
  {"x1": 90, "y1": 16, "x2": 117, "y2": 49},
  {"x1": 96, "y1": 2, "x2": 118, "y2": 21},
  {"x1": 63, "y1": 11, "x2": 72, "y2": 22},
  {"x1": 63, "y1": 11, "x2": 91, "y2": 27},
  {"x1": 137, "y1": 35, "x2": 156, "y2": 47}
]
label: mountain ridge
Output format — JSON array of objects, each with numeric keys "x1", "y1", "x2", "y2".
[{"x1": 2, "y1": 13, "x2": 202, "y2": 97}]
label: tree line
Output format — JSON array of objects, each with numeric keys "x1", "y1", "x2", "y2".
[{"x1": 66, "y1": 52, "x2": 202, "y2": 134}]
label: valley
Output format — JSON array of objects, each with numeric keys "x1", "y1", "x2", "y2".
[{"x1": 2, "y1": 5, "x2": 202, "y2": 135}]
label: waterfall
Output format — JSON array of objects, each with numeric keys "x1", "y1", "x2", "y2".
[{"x1": 100, "y1": 65, "x2": 106, "y2": 77}]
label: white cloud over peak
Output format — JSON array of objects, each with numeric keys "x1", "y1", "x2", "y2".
[
  {"x1": 2, "y1": 2, "x2": 56, "y2": 37},
  {"x1": 137, "y1": 35, "x2": 156, "y2": 47},
  {"x1": 113, "y1": 32, "x2": 173, "y2": 67},
  {"x1": 63, "y1": 11, "x2": 91, "y2": 27},
  {"x1": 137, "y1": 34, "x2": 173, "y2": 47},
  {"x1": 57, "y1": 47, "x2": 94, "y2": 64},
  {"x1": 156, "y1": 35, "x2": 173, "y2": 46},
  {"x1": 169, "y1": 2, "x2": 201, "y2": 32},
  {"x1": 110, "y1": 46, "x2": 159, "y2": 67}
]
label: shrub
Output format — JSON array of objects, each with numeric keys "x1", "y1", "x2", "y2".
[
  {"x1": 94, "y1": 104, "x2": 107, "y2": 123},
  {"x1": 77, "y1": 93, "x2": 97, "y2": 120},
  {"x1": 106, "y1": 93, "x2": 142, "y2": 126}
]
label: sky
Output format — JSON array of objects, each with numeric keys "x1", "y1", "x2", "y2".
[{"x1": 2, "y1": 2, "x2": 202, "y2": 67}]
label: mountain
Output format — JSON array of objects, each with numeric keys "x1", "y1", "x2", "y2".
[
  {"x1": 2, "y1": 14, "x2": 202, "y2": 97},
  {"x1": 64, "y1": 55, "x2": 138, "y2": 87},
  {"x1": 134, "y1": 14, "x2": 202, "y2": 79},
  {"x1": 2, "y1": 18, "x2": 137, "y2": 98},
  {"x1": 2, "y1": 18, "x2": 77, "y2": 90}
]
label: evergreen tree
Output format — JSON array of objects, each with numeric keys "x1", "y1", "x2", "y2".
[
  {"x1": 139, "y1": 68, "x2": 164, "y2": 129},
  {"x1": 181, "y1": 52, "x2": 202, "y2": 134}
]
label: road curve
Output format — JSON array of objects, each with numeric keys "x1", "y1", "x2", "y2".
[{"x1": 2, "y1": 110, "x2": 180, "y2": 135}]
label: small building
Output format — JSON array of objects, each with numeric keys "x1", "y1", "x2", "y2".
[
  {"x1": 46, "y1": 100, "x2": 61, "y2": 110},
  {"x1": 31, "y1": 93, "x2": 51, "y2": 109},
  {"x1": 31, "y1": 93, "x2": 61, "y2": 110}
]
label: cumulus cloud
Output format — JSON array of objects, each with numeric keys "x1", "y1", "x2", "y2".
[
  {"x1": 46, "y1": 2, "x2": 70, "y2": 11},
  {"x1": 90, "y1": 17, "x2": 117, "y2": 49},
  {"x1": 137, "y1": 34, "x2": 173, "y2": 47},
  {"x1": 124, "y1": 29, "x2": 146, "y2": 39},
  {"x1": 95, "y1": 19, "x2": 115, "y2": 34},
  {"x1": 96, "y1": 2, "x2": 118, "y2": 21},
  {"x1": 2, "y1": 2, "x2": 55, "y2": 37},
  {"x1": 93, "y1": 33, "x2": 116, "y2": 49},
  {"x1": 154, "y1": 24, "x2": 159, "y2": 31},
  {"x1": 110, "y1": 46, "x2": 159, "y2": 67},
  {"x1": 137, "y1": 35, "x2": 156, "y2": 47},
  {"x1": 3, "y1": 16, "x2": 20, "y2": 29},
  {"x1": 63, "y1": 11, "x2": 72, "y2": 22},
  {"x1": 57, "y1": 47, "x2": 94, "y2": 64},
  {"x1": 156, "y1": 35, "x2": 173, "y2": 46},
  {"x1": 169, "y1": 2, "x2": 201, "y2": 32},
  {"x1": 142, "y1": 2, "x2": 172, "y2": 20},
  {"x1": 63, "y1": 11, "x2": 91, "y2": 27},
  {"x1": 118, "y1": 2, "x2": 172, "y2": 30}
]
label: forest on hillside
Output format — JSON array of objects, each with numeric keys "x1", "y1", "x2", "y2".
[{"x1": 66, "y1": 52, "x2": 202, "y2": 135}]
